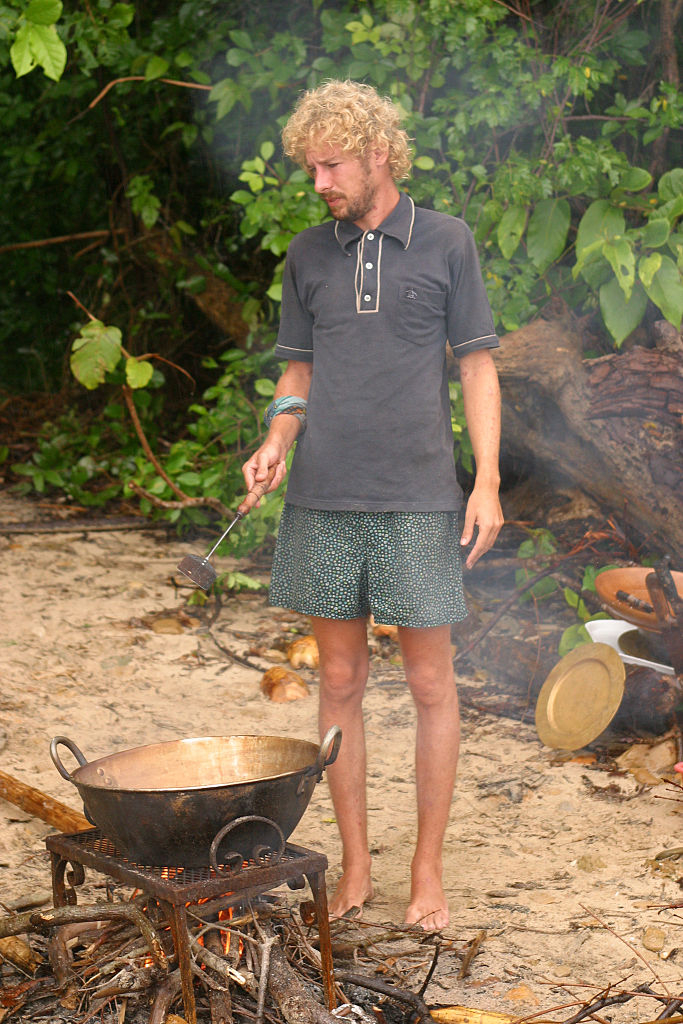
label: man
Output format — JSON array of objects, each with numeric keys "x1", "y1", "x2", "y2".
[{"x1": 243, "y1": 80, "x2": 503, "y2": 931}]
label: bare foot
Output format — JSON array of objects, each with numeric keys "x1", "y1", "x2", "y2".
[
  {"x1": 404, "y1": 862, "x2": 449, "y2": 932},
  {"x1": 328, "y1": 860, "x2": 374, "y2": 920}
]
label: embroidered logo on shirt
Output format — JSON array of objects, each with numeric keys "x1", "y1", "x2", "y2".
[{"x1": 404, "y1": 288, "x2": 418, "y2": 300}]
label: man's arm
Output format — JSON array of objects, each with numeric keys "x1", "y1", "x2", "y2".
[
  {"x1": 242, "y1": 359, "x2": 313, "y2": 494},
  {"x1": 458, "y1": 348, "x2": 503, "y2": 569}
]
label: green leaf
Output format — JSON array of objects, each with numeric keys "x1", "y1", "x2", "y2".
[
  {"x1": 227, "y1": 48, "x2": 248, "y2": 67},
  {"x1": 497, "y1": 204, "x2": 527, "y2": 259},
  {"x1": 70, "y1": 321, "x2": 122, "y2": 390},
  {"x1": 558, "y1": 624, "x2": 590, "y2": 657},
  {"x1": 667, "y1": 231, "x2": 683, "y2": 265},
  {"x1": 221, "y1": 570, "x2": 264, "y2": 592},
  {"x1": 618, "y1": 166, "x2": 652, "y2": 192},
  {"x1": 209, "y1": 78, "x2": 241, "y2": 120},
  {"x1": 24, "y1": 23, "x2": 66, "y2": 80},
  {"x1": 599, "y1": 278, "x2": 647, "y2": 346},
  {"x1": 126, "y1": 175, "x2": 161, "y2": 228},
  {"x1": 638, "y1": 252, "x2": 662, "y2": 289},
  {"x1": 173, "y1": 219, "x2": 196, "y2": 235},
  {"x1": 175, "y1": 275, "x2": 206, "y2": 294},
  {"x1": 254, "y1": 377, "x2": 276, "y2": 397},
  {"x1": 528, "y1": 576, "x2": 558, "y2": 601},
  {"x1": 266, "y1": 282, "x2": 283, "y2": 302},
  {"x1": 25, "y1": 0, "x2": 62, "y2": 25},
  {"x1": 10, "y1": 24, "x2": 33, "y2": 77},
  {"x1": 576, "y1": 200, "x2": 625, "y2": 257},
  {"x1": 603, "y1": 238, "x2": 635, "y2": 299},
  {"x1": 658, "y1": 169, "x2": 683, "y2": 202},
  {"x1": 176, "y1": 471, "x2": 202, "y2": 486},
  {"x1": 260, "y1": 141, "x2": 275, "y2": 161},
  {"x1": 145, "y1": 55, "x2": 169, "y2": 81},
  {"x1": 642, "y1": 254, "x2": 683, "y2": 328},
  {"x1": 516, "y1": 539, "x2": 536, "y2": 558},
  {"x1": 640, "y1": 219, "x2": 670, "y2": 248},
  {"x1": 125, "y1": 357, "x2": 154, "y2": 389},
  {"x1": 414, "y1": 155, "x2": 435, "y2": 170},
  {"x1": 229, "y1": 29, "x2": 254, "y2": 50},
  {"x1": 108, "y1": 4, "x2": 134, "y2": 28},
  {"x1": 527, "y1": 198, "x2": 570, "y2": 272}
]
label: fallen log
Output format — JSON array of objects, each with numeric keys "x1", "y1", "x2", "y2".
[
  {"x1": 205, "y1": 929, "x2": 234, "y2": 1024},
  {"x1": 190, "y1": 923, "x2": 336, "y2": 1024},
  {"x1": 0, "y1": 769, "x2": 89, "y2": 833},
  {"x1": 267, "y1": 940, "x2": 337, "y2": 1024},
  {"x1": 491, "y1": 317, "x2": 683, "y2": 556}
]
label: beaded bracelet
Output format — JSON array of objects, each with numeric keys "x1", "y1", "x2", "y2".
[{"x1": 263, "y1": 395, "x2": 308, "y2": 434}]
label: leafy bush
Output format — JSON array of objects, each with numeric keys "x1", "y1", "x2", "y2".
[{"x1": 3, "y1": 0, "x2": 682, "y2": 546}]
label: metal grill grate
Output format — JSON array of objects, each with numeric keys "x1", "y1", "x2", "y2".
[
  {"x1": 46, "y1": 828, "x2": 327, "y2": 904},
  {"x1": 45, "y1": 827, "x2": 335, "y2": 1023}
]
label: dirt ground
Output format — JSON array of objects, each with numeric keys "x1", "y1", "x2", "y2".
[{"x1": 2, "y1": 487, "x2": 683, "y2": 1023}]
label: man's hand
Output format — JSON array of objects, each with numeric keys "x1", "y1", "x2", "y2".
[
  {"x1": 460, "y1": 482, "x2": 503, "y2": 569},
  {"x1": 242, "y1": 442, "x2": 288, "y2": 500},
  {"x1": 458, "y1": 348, "x2": 503, "y2": 569},
  {"x1": 242, "y1": 359, "x2": 312, "y2": 499}
]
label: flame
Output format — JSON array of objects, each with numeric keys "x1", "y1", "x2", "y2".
[
  {"x1": 136, "y1": 867, "x2": 248, "y2": 970},
  {"x1": 218, "y1": 906, "x2": 234, "y2": 955},
  {"x1": 195, "y1": 900, "x2": 240, "y2": 957}
]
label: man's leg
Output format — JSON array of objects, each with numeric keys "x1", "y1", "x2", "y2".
[
  {"x1": 398, "y1": 623, "x2": 459, "y2": 931},
  {"x1": 310, "y1": 615, "x2": 373, "y2": 918}
]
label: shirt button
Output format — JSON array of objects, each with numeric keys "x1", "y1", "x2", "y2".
[
  {"x1": 364, "y1": 294, "x2": 372, "y2": 302},
  {"x1": 367, "y1": 233, "x2": 375, "y2": 240},
  {"x1": 365, "y1": 262, "x2": 373, "y2": 269}
]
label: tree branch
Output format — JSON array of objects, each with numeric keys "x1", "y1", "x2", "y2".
[{"x1": 0, "y1": 230, "x2": 122, "y2": 255}]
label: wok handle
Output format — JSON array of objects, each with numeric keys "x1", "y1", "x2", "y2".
[
  {"x1": 210, "y1": 815, "x2": 285, "y2": 876},
  {"x1": 50, "y1": 736, "x2": 88, "y2": 783},
  {"x1": 310, "y1": 726, "x2": 342, "y2": 782}
]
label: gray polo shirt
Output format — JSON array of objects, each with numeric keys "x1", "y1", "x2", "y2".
[{"x1": 274, "y1": 192, "x2": 499, "y2": 512}]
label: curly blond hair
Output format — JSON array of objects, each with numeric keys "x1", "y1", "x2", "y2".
[{"x1": 281, "y1": 80, "x2": 412, "y2": 182}]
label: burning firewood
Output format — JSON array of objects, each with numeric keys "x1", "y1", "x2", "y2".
[{"x1": 260, "y1": 666, "x2": 310, "y2": 702}]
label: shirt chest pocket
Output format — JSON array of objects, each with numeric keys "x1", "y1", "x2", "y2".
[{"x1": 389, "y1": 283, "x2": 447, "y2": 344}]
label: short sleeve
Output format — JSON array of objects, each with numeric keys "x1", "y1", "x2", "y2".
[
  {"x1": 274, "y1": 246, "x2": 315, "y2": 363},
  {"x1": 446, "y1": 222, "x2": 499, "y2": 356}
]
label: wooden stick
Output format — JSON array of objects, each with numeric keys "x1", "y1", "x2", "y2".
[
  {"x1": 0, "y1": 904, "x2": 168, "y2": 970},
  {"x1": 0, "y1": 770, "x2": 89, "y2": 833},
  {"x1": 458, "y1": 929, "x2": 486, "y2": 980},
  {"x1": 0, "y1": 230, "x2": 120, "y2": 254}
]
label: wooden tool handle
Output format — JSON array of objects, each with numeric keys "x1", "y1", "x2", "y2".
[{"x1": 237, "y1": 463, "x2": 278, "y2": 516}]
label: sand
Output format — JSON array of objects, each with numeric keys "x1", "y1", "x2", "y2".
[{"x1": 1, "y1": 488, "x2": 683, "y2": 1021}]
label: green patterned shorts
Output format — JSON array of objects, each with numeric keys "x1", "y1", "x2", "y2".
[{"x1": 269, "y1": 504, "x2": 467, "y2": 628}]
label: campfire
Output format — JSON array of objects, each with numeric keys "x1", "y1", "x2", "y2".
[
  {"x1": 0, "y1": 735, "x2": 445, "y2": 1024},
  {"x1": 0, "y1": 819, "x2": 446, "y2": 1024}
]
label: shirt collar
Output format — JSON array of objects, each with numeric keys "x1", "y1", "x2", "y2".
[{"x1": 334, "y1": 192, "x2": 415, "y2": 253}]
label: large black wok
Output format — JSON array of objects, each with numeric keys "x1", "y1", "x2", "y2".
[{"x1": 50, "y1": 728, "x2": 341, "y2": 868}]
